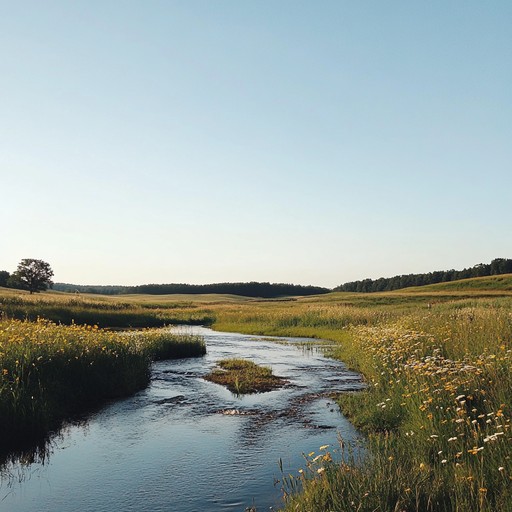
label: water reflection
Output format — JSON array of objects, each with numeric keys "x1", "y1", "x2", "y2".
[{"x1": 1, "y1": 327, "x2": 364, "y2": 512}]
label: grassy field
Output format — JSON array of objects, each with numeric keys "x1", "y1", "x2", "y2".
[
  {"x1": 200, "y1": 282, "x2": 512, "y2": 512},
  {"x1": 0, "y1": 287, "x2": 216, "y2": 327},
  {"x1": 1, "y1": 277, "x2": 512, "y2": 510}
]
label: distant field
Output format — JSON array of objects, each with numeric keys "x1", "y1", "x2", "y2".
[
  {"x1": 114, "y1": 292, "x2": 259, "y2": 304},
  {"x1": 1, "y1": 273, "x2": 511, "y2": 319}
]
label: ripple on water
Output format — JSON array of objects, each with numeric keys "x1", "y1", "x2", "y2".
[{"x1": 1, "y1": 327, "x2": 364, "y2": 512}]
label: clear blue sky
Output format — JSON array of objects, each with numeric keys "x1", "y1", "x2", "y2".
[{"x1": 1, "y1": 1, "x2": 511, "y2": 287}]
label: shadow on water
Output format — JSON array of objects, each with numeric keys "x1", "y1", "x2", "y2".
[{"x1": 1, "y1": 326, "x2": 364, "y2": 512}]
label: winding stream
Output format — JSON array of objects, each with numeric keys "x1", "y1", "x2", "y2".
[{"x1": 1, "y1": 327, "x2": 364, "y2": 512}]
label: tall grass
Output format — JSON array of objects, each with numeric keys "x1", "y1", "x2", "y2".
[
  {"x1": 0, "y1": 319, "x2": 205, "y2": 459},
  {"x1": 212, "y1": 301, "x2": 402, "y2": 339},
  {"x1": 273, "y1": 301, "x2": 512, "y2": 511},
  {"x1": 206, "y1": 296, "x2": 512, "y2": 511},
  {"x1": 0, "y1": 293, "x2": 214, "y2": 327}
]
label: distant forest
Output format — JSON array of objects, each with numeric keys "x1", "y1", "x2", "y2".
[
  {"x1": 334, "y1": 258, "x2": 512, "y2": 293},
  {"x1": 12, "y1": 258, "x2": 512, "y2": 297},
  {"x1": 52, "y1": 282, "x2": 330, "y2": 298}
]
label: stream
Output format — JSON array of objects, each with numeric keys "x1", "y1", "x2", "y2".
[{"x1": 1, "y1": 327, "x2": 364, "y2": 512}]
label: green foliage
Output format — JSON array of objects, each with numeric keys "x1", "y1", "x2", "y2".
[
  {"x1": 125, "y1": 281, "x2": 329, "y2": 298},
  {"x1": 0, "y1": 271, "x2": 9, "y2": 288},
  {"x1": 8, "y1": 259, "x2": 54, "y2": 294}
]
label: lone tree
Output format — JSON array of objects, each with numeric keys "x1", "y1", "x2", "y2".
[{"x1": 9, "y1": 259, "x2": 54, "y2": 294}]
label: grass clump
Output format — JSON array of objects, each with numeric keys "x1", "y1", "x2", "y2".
[{"x1": 205, "y1": 358, "x2": 286, "y2": 395}]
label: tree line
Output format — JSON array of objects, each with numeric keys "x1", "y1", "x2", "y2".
[
  {"x1": 52, "y1": 283, "x2": 128, "y2": 295},
  {"x1": 3, "y1": 257, "x2": 512, "y2": 297},
  {"x1": 124, "y1": 282, "x2": 329, "y2": 298},
  {"x1": 51, "y1": 282, "x2": 330, "y2": 298},
  {"x1": 334, "y1": 258, "x2": 512, "y2": 293}
]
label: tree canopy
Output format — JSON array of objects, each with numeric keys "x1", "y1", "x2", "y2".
[
  {"x1": 8, "y1": 259, "x2": 54, "y2": 294},
  {"x1": 124, "y1": 281, "x2": 329, "y2": 298},
  {"x1": 52, "y1": 281, "x2": 329, "y2": 298},
  {"x1": 0, "y1": 271, "x2": 10, "y2": 288}
]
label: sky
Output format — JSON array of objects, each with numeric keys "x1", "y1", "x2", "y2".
[{"x1": 1, "y1": 1, "x2": 511, "y2": 288}]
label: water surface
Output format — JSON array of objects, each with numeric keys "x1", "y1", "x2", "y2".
[{"x1": 1, "y1": 327, "x2": 363, "y2": 511}]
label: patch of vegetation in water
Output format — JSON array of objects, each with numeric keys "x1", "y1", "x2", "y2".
[{"x1": 205, "y1": 358, "x2": 286, "y2": 395}]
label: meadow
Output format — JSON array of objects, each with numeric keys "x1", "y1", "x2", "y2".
[
  {"x1": 1, "y1": 276, "x2": 512, "y2": 510},
  {"x1": 203, "y1": 279, "x2": 512, "y2": 512},
  {"x1": 0, "y1": 287, "x2": 215, "y2": 327}
]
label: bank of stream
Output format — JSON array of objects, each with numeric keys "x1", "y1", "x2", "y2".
[{"x1": 1, "y1": 326, "x2": 363, "y2": 511}]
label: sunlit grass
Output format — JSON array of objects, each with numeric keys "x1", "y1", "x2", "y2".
[
  {"x1": 2, "y1": 283, "x2": 512, "y2": 509},
  {"x1": 0, "y1": 319, "x2": 205, "y2": 458},
  {"x1": 206, "y1": 295, "x2": 512, "y2": 511},
  {"x1": 0, "y1": 290, "x2": 215, "y2": 327}
]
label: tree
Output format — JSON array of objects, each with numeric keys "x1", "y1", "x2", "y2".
[
  {"x1": 0, "y1": 270, "x2": 10, "y2": 287},
  {"x1": 9, "y1": 259, "x2": 54, "y2": 294}
]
